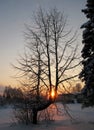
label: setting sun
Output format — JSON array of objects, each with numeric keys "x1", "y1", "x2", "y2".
[{"x1": 51, "y1": 88, "x2": 55, "y2": 98}]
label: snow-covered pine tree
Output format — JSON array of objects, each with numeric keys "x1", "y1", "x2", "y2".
[{"x1": 80, "y1": 0, "x2": 94, "y2": 107}]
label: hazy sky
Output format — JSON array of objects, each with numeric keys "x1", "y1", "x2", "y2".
[{"x1": 0, "y1": 0, "x2": 86, "y2": 87}]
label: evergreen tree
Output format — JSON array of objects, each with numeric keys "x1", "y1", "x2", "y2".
[{"x1": 80, "y1": 0, "x2": 94, "y2": 107}]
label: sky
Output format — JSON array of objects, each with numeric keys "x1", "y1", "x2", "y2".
[{"x1": 0, "y1": 0, "x2": 86, "y2": 87}]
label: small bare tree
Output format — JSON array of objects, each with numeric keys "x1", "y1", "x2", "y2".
[{"x1": 13, "y1": 8, "x2": 80, "y2": 124}]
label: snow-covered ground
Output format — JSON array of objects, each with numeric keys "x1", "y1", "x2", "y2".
[{"x1": 0, "y1": 103, "x2": 94, "y2": 130}]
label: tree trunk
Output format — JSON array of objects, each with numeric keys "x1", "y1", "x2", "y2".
[
  {"x1": 32, "y1": 99, "x2": 53, "y2": 124},
  {"x1": 32, "y1": 109, "x2": 38, "y2": 124}
]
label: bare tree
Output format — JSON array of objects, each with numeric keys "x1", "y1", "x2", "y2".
[{"x1": 13, "y1": 8, "x2": 80, "y2": 124}]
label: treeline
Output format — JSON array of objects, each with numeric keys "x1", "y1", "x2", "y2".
[{"x1": 0, "y1": 86, "x2": 24, "y2": 106}]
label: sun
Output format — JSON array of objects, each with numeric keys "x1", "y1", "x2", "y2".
[{"x1": 51, "y1": 88, "x2": 55, "y2": 98}]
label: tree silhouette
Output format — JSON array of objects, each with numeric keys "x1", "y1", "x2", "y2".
[
  {"x1": 13, "y1": 8, "x2": 80, "y2": 124},
  {"x1": 80, "y1": 0, "x2": 94, "y2": 107}
]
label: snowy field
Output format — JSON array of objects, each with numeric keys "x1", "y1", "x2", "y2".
[{"x1": 0, "y1": 103, "x2": 94, "y2": 130}]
